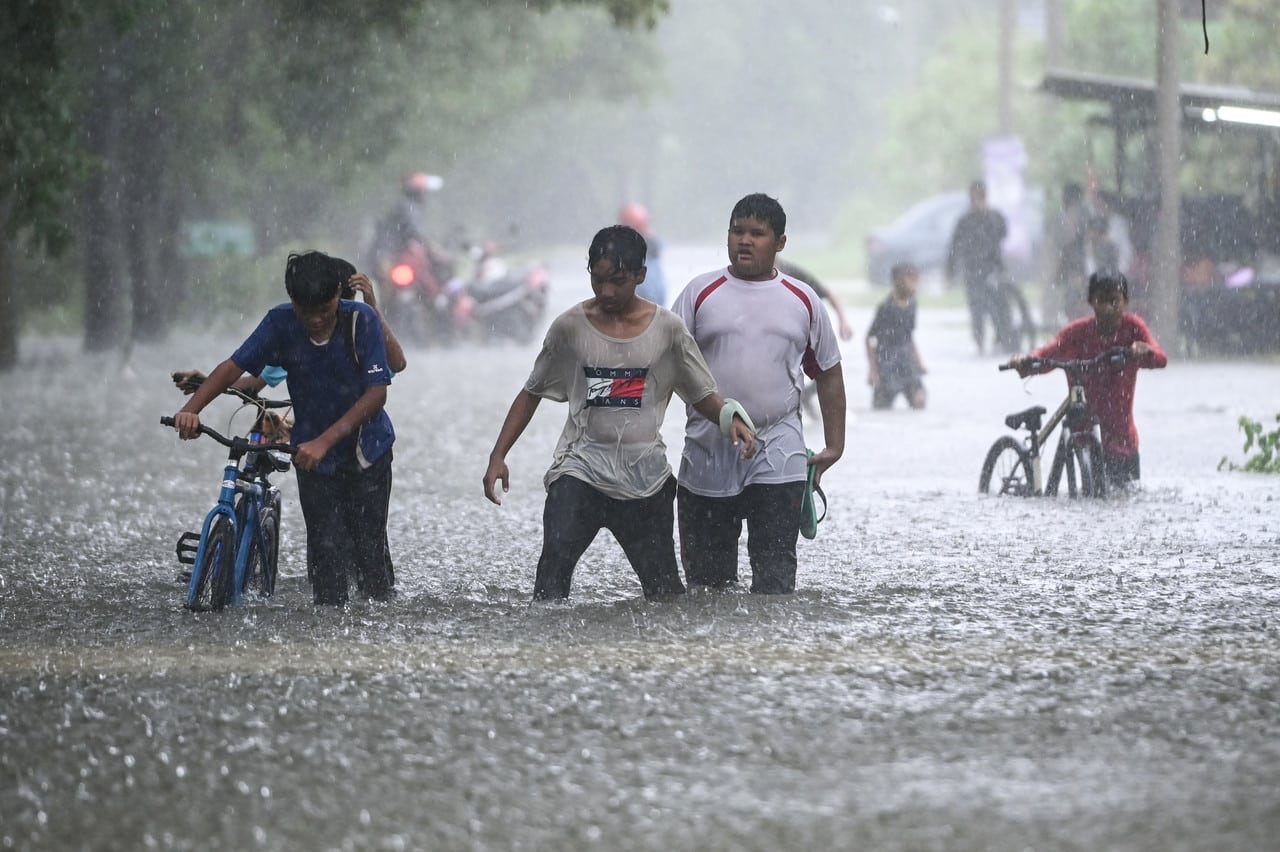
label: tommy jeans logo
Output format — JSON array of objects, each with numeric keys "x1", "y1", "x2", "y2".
[{"x1": 584, "y1": 367, "x2": 648, "y2": 408}]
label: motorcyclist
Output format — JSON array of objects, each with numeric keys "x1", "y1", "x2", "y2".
[
  {"x1": 371, "y1": 172, "x2": 454, "y2": 296},
  {"x1": 369, "y1": 172, "x2": 464, "y2": 343},
  {"x1": 618, "y1": 202, "x2": 667, "y2": 307}
]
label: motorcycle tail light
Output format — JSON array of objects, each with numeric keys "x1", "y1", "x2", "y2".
[{"x1": 390, "y1": 263, "x2": 416, "y2": 287}]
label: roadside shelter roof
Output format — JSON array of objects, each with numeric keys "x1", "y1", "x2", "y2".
[{"x1": 1040, "y1": 68, "x2": 1280, "y2": 130}]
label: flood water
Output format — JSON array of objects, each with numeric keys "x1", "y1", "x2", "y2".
[{"x1": 3, "y1": 251, "x2": 1279, "y2": 851}]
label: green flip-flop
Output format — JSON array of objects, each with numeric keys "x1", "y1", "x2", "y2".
[{"x1": 800, "y1": 448, "x2": 827, "y2": 540}]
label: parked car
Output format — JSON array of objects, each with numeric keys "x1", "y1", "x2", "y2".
[{"x1": 865, "y1": 190, "x2": 1043, "y2": 287}]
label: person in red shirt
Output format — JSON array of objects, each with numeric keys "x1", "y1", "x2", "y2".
[{"x1": 1008, "y1": 271, "x2": 1167, "y2": 487}]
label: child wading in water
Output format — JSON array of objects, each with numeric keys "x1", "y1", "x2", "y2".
[
  {"x1": 482, "y1": 225, "x2": 757, "y2": 601},
  {"x1": 866, "y1": 262, "x2": 927, "y2": 410},
  {"x1": 1008, "y1": 271, "x2": 1167, "y2": 488}
]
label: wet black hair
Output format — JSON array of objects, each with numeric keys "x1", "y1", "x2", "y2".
[
  {"x1": 327, "y1": 256, "x2": 358, "y2": 299},
  {"x1": 587, "y1": 225, "x2": 647, "y2": 274},
  {"x1": 729, "y1": 193, "x2": 786, "y2": 237},
  {"x1": 1087, "y1": 270, "x2": 1129, "y2": 301},
  {"x1": 285, "y1": 250, "x2": 341, "y2": 308},
  {"x1": 890, "y1": 262, "x2": 919, "y2": 287}
]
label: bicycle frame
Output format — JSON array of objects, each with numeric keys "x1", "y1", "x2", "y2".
[
  {"x1": 1023, "y1": 382, "x2": 1096, "y2": 496},
  {"x1": 982, "y1": 347, "x2": 1127, "y2": 498},
  {"x1": 164, "y1": 395, "x2": 294, "y2": 610},
  {"x1": 184, "y1": 437, "x2": 278, "y2": 608}
]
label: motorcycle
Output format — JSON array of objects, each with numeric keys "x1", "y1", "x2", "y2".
[
  {"x1": 458, "y1": 240, "x2": 549, "y2": 345},
  {"x1": 375, "y1": 237, "x2": 548, "y2": 347},
  {"x1": 377, "y1": 238, "x2": 467, "y2": 347}
]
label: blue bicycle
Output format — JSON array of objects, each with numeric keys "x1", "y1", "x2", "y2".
[{"x1": 161, "y1": 395, "x2": 296, "y2": 611}]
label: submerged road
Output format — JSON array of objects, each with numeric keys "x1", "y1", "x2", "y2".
[{"x1": 1, "y1": 247, "x2": 1278, "y2": 851}]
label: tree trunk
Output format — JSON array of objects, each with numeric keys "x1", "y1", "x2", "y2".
[
  {"x1": 81, "y1": 35, "x2": 131, "y2": 354},
  {"x1": 0, "y1": 225, "x2": 16, "y2": 371},
  {"x1": 127, "y1": 112, "x2": 173, "y2": 343},
  {"x1": 1150, "y1": 0, "x2": 1183, "y2": 348}
]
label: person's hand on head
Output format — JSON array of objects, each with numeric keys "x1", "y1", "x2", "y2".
[{"x1": 348, "y1": 273, "x2": 378, "y2": 310}]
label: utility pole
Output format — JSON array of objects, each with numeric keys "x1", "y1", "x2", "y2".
[
  {"x1": 1044, "y1": 0, "x2": 1062, "y2": 68},
  {"x1": 998, "y1": 0, "x2": 1015, "y2": 135},
  {"x1": 1150, "y1": 0, "x2": 1183, "y2": 346}
]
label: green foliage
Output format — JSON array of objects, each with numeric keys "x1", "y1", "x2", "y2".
[
  {"x1": 0, "y1": 0, "x2": 96, "y2": 254},
  {"x1": 1219, "y1": 414, "x2": 1280, "y2": 474}
]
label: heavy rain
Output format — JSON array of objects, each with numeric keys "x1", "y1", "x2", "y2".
[{"x1": 3, "y1": 2, "x2": 1280, "y2": 851}]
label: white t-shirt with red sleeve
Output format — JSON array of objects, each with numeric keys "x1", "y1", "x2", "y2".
[{"x1": 672, "y1": 266, "x2": 842, "y2": 497}]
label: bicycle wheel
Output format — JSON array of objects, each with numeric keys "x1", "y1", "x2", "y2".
[
  {"x1": 1045, "y1": 436, "x2": 1079, "y2": 497},
  {"x1": 242, "y1": 499, "x2": 280, "y2": 598},
  {"x1": 979, "y1": 436, "x2": 1035, "y2": 496},
  {"x1": 1071, "y1": 433, "x2": 1107, "y2": 499},
  {"x1": 187, "y1": 516, "x2": 235, "y2": 611}
]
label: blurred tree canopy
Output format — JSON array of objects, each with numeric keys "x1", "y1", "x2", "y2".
[
  {"x1": 864, "y1": 1, "x2": 1280, "y2": 227},
  {"x1": 0, "y1": 0, "x2": 667, "y2": 368}
]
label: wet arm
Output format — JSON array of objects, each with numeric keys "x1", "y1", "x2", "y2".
[
  {"x1": 1133, "y1": 326, "x2": 1168, "y2": 368},
  {"x1": 381, "y1": 321, "x2": 408, "y2": 375},
  {"x1": 811, "y1": 363, "x2": 846, "y2": 486},
  {"x1": 295, "y1": 385, "x2": 387, "y2": 472},
  {"x1": 351, "y1": 272, "x2": 408, "y2": 374},
  {"x1": 824, "y1": 290, "x2": 854, "y2": 341},
  {"x1": 690, "y1": 393, "x2": 756, "y2": 459},
  {"x1": 912, "y1": 339, "x2": 927, "y2": 374},
  {"x1": 483, "y1": 390, "x2": 542, "y2": 504},
  {"x1": 174, "y1": 359, "x2": 246, "y2": 438},
  {"x1": 173, "y1": 370, "x2": 265, "y2": 396}
]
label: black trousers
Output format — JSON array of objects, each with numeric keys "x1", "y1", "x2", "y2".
[
  {"x1": 295, "y1": 450, "x2": 394, "y2": 605},
  {"x1": 677, "y1": 481, "x2": 806, "y2": 595},
  {"x1": 1103, "y1": 452, "x2": 1140, "y2": 486},
  {"x1": 964, "y1": 275, "x2": 1012, "y2": 351},
  {"x1": 533, "y1": 475, "x2": 684, "y2": 600}
]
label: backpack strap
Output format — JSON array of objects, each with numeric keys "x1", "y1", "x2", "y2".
[{"x1": 341, "y1": 306, "x2": 360, "y2": 370}]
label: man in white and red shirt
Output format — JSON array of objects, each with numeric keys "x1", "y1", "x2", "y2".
[{"x1": 672, "y1": 193, "x2": 846, "y2": 594}]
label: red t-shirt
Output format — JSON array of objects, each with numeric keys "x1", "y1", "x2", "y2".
[{"x1": 1023, "y1": 313, "x2": 1167, "y2": 458}]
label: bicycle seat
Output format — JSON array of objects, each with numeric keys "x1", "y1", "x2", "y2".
[{"x1": 1005, "y1": 405, "x2": 1046, "y2": 431}]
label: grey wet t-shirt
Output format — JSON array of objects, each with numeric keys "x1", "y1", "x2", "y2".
[{"x1": 525, "y1": 304, "x2": 717, "y2": 500}]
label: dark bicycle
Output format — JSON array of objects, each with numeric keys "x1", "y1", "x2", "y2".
[
  {"x1": 162, "y1": 394, "x2": 295, "y2": 611},
  {"x1": 979, "y1": 347, "x2": 1132, "y2": 498},
  {"x1": 982, "y1": 271, "x2": 1039, "y2": 354}
]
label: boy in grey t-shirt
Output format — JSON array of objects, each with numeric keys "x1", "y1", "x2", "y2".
[{"x1": 482, "y1": 225, "x2": 756, "y2": 601}]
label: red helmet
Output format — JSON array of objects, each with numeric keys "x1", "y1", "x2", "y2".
[
  {"x1": 618, "y1": 202, "x2": 650, "y2": 232},
  {"x1": 404, "y1": 172, "x2": 444, "y2": 197}
]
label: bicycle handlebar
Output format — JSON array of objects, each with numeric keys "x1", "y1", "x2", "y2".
[
  {"x1": 999, "y1": 346, "x2": 1132, "y2": 373},
  {"x1": 172, "y1": 373, "x2": 292, "y2": 409},
  {"x1": 160, "y1": 416, "x2": 297, "y2": 455}
]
